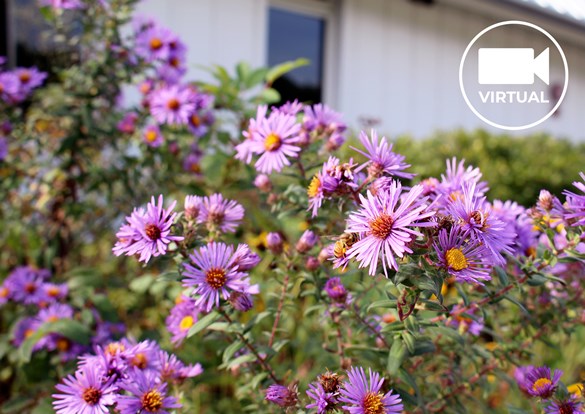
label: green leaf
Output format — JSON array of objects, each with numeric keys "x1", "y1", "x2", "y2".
[
  {"x1": 129, "y1": 274, "x2": 154, "y2": 294},
  {"x1": 387, "y1": 339, "x2": 407, "y2": 375},
  {"x1": 495, "y1": 266, "x2": 509, "y2": 286},
  {"x1": 227, "y1": 353, "x2": 256, "y2": 369},
  {"x1": 503, "y1": 294, "x2": 530, "y2": 316},
  {"x1": 367, "y1": 300, "x2": 397, "y2": 312},
  {"x1": 265, "y1": 58, "x2": 309, "y2": 84},
  {"x1": 412, "y1": 337, "x2": 436, "y2": 356},
  {"x1": 223, "y1": 339, "x2": 244, "y2": 363},
  {"x1": 402, "y1": 331, "x2": 416, "y2": 354},
  {"x1": 236, "y1": 61, "x2": 251, "y2": 83},
  {"x1": 258, "y1": 88, "x2": 280, "y2": 104},
  {"x1": 187, "y1": 311, "x2": 220, "y2": 337},
  {"x1": 244, "y1": 67, "x2": 269, "y2": 89}
]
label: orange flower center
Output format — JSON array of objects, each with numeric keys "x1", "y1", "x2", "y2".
[
  {"x1": 0, "y1": 287, "x2": 9, "y2": 298},
  {"x1": 445, "y1": 248, "x2": 468, "y2": 271},
  {"x1": 145, "y1": 224, "x2": 161, "y2": 241},
  {"x1": 190, "y1": 114, "x2": 201, "y2": 127},
  {"x1": 47, "y1": 315, "x2": 59, "y2": 322},
  {"x1": 169, "y1": 57, "x2": 180, "y2": 68},
  {"x1": 105, "y1": 342, "x2": 125, "y2": 356},
  {"x1": 19, "y1": 72, "x2": 31, "y2": 83},
  {"x1": 141, "y1": 389, "x2": 164, "y2": 412},
  {"x1": 363, "y1": 391, "x2": 385, "y2": 414},
  {"x1": 369, "y1": 213, "x2": 394, "y2": 239},
  {"x1": 167, "y1": 98, "x2": 180, "y2": 111},
  {"x1": 25, "y1": 282, "x2": 37, "y2": 294},
  {"x1": 149, "y1": 37, "x2": 163, "y2": 51},
  {"x1": 56, "y1": 338, "x2": 70, "y2": 352},
  {"x1": 145, "y1": 130, "x2": 158, "y2": 142},
  {"x1": 132, "y1": 353, "x2": 148, "y2": 369},
  {"x1": 47, "y1": 286, "x2": 60, "y2": 297},
  {"x1": 533, "y1": 378, "x2": 552, "y2": 393},
  {"x1": 82, "y1": 386, "x2": 102, "y2": 405},
  {"x1": 205, "y1": 267, "x2": 227, "y2": 289},
  {"x1": 264, "y1": 133, "x2": 281, "y2": 151}
]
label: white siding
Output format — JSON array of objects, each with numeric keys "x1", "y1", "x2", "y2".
[{"x1": 137, "y1": 0, "x2": 585, "y2": 141}]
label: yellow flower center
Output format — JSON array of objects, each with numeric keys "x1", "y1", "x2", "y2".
[
  {"x1": 105, "y1": 342, "x2": 125, "y2": 356},
  {"x1": 82, "y1": 386, "x2": 102, "y2": 405},
  {"x1": 369, "y1": 213, "x2": 394, "y2": 239},
  {"x1": 149, "y1": 37, "x2": 163, "y2": 51},
  {"x1": 145, "y1": 130, "x2": 158, "y2": 142},
  {"x1": 264, "y1": 133, "x2": 281, "y2": 151},
  {"x1": 24, "y1": 329, "x2": 34, "y2": 338},
  {"x1": 533, "y1": 377, "x2": 552, "y2": 393},
  {"x1": 363, "y1": 391, "x2": 385, "y2": 414},
  {"x1": 206, "y1": 267, "x2": 227, "y2": 289},
  {"x1": 47, "y1": 315, "x2": 59, "y2": 322},
  {"x1": 141, "y1": 389, "x2": 164, "y2": 412},
  {"x1": 0, "y1": 287, "x2": 9, "y2": 298},
  {"x1": 445, "y1": 248, "x2": 468, "y2": 271},
  {"x1": 307, "y1": 176, "x2": 321, "y2": 198},
  {"x1": 47, "y1": 286, "x2": 60, "y2": 297},
  {"x1": 179, "y1": 315, "x2": 194, "y2": 331}
]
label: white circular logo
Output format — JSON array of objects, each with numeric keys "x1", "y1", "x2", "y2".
[{"x1": 459, "y1": 21, "x2": 569, "y2": 131}]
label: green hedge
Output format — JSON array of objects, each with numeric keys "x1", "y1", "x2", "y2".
[{"x1": 392, "y1": 129, "x2": 585, "y2": 206}]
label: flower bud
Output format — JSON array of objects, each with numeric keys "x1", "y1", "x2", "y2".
[
  {"x1": 266, "y1": 232, "x2": 283, "y2": 254},
  {"x1": 296, "y1": 230, "x2": 318, "y2": 254},
  {"x1": 254, "y1": 174, "x2": 272, "y2": 192}
]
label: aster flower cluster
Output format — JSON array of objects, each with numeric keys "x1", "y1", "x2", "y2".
[
  {"x1": 514, "y1": 365, "x2": 584, "y2": 414},
  {"x1": 53, "y1": 338, "x2": 202, "y2": 414},
  {"x1": 2, "y1": 266, "x2": 124, "y2": 361},
  {"x1": 0, "y1": 60, "x2": 47, "y2": 105}
]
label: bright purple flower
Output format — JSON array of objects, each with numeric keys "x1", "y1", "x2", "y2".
[
  {"x1": 112, "y1": 195, "x2": 184, "y2": 263},
  {"x1": 266, "y1": 232, "x2": 284, "y2": 254},
  {"x1": 446, "y1": 181, "x2": 515, "y2": 265},
  {"x1": 277, "y1": 99, "x2": 304, "y2": 115},
  {"x1": 150, "y1": 85, "x2": 195, "y2": 125},
  {"x1": 308, "y1": 157, "x2": 357, "y2": 218},
  {"x1": 447, "y1": 304, "x2": 484, "y2": 336},
  {"x1": 14, "y1": 67, "x2": 47, "y2": 93},
  {"x1": 525, "y1": 366, "x2": 563, "y2": 399},
  {"x1": 0, "y1": 136, "x2": 7, "y2": 161},
  {"x1": 165, "y1": 295, "x2": 199, "y2": 346},
  {"x1": 324, "y1": 277, "x2": 349, "y2": 306},
  {"x1": 345, "y1": 182, "x2": 436, "y2": 275},
  {"x1": 339, "y1": 367, "x2": 403, "y2": 414},
  {"x1": 40, "y1": 0, "x2": 84, "y2": 9},
  {"x1": 436, "y1": 158, "x2": 488, "y2": 204},
  {"x1": 41, "y1": 282, "x2": 68, "y2": 303},
  {"x1": 306, "y1": 382, "x2": 338, "y2": 413},
  {"x1": 126, "y1": 339, "x2": 162, "y2": 372},
  {"x1": 36, "y1": 303, "x2": 74, "y2": 324},
  {"x1": 303, "y1": 103, "x2": 346, "y2": 133},
  {"x1": 514, "y1": 365, "x2": 535, "y2": 395},
  {"x1": 352, "y1": 130, "x2": 413, "y2": 179},
  {"x1": 229, "y1": 244, "x2": 261, "y2": 271},
  {"x1": 237, "y1": 105, "x2": 268, "y2": 164},
  {"x1": 135, "y1": 25, "x2": 174, "y2": 61},
  {"x1": 182, "y1": 242, "x2": 255, "y2": 312},
  {"x1": 0, "y1": 72, "x2": 19, "y2": 102},
  {"x1": 143, "y1": 124, "x2": 164, "y2": 147},
  {"x1": 197, "y1": 193, "x2": 244, "y2": 233},
  {"x1": 433, "y1": 227, "x2": 492, "y2": 285},
  {"x1": 158, "y1": 350, "x2": 203, "y2": 383},
  {"x1": 184, "y1": 195, "x2": 203, "y2": 221},
  {"x1": 246, "y1": 111, "x2": 302, "y2": 174},
  {"x1": 564, "y1": 172, "x2": 585, "y2": 226},
  {"x1": 228, "y1": 291, "x2": 254, "y2": 311},
  {"x1": 545, "y1": 396, "x2": 585, "y2": 414},
  {"x1": 158, "y1": 58, "x2": 187, "y2": 84},
  {"x1": 117, "y1": 112, "x2": 138, "y2": 134},
  {"x1": 183, "y1": 147, "x2": 203, "y2": 174},
  {"x1": 296, "y1": 230, "x2": 319, "y2": 253},
  {"x1": 12, "y1": 316, "x2": 39, "y2": 346},
  {"x1": 490, "y1": 199, "x2": 538, "y2": 257},
  {"x1": 92, "y1": 321, "x2": 126, "y2": 347},
  {"x1": 9, "y1": 266, "x2": 48, "y2": 305},
  {"x1": 265, "y1": 384, "x2": 298, "y2": 407},
  {"x1": 53, "y1": 364, "x2": 116, "y2": 414},
  {"x1": 116, "y1": 368, "x2": 181, "y2": 414}
]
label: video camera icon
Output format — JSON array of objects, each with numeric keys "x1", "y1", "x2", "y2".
[{"x1": 478, "y1": 48, "x2": 550, "y2": 85}]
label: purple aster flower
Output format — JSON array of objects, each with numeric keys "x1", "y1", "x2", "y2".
[
  {"x1": 339, "y1": 367, "x2": 403, "y2": 414},
  {"x1": 296, "y1": 230, "x2": 319, "y2": 253},
  {"x1": 237, "y1": 105, "x2": 269, "y2": 164},
  {"x1": 436, "y1": 158, "x2": 488, "y2": 205},
  {"x1": 182, "y1": 242, "x2": 255, "y2": 312},
  {"x1": 302, "y1": 104, "x2": 346, "y2": 146},
  {"x1": 92, "y1": 321, "x2": 126, "y2": 347},
  {"x1": 0, "y1": 136, "x2": 8, "y2": 161},
  {"x1": 0, "y1": 283, "x2": 10, "y2": 305},
  {"x1": 246, "y1": 111, "x2": 302, "y2": 174},
  {"x1": 276, "y1": 99, "x2": 304, "y2": 115},
  {"x1": 433, "y1": 227, "x2": 492, "y2": 285},
  {"x1": 14, "y1": 67, "x2": 47, "y2": 94},
  {"x1": 352, "y1": 130, "x2": 414, "y2": 180},
  {"x1": 112, "y1": 195, "x2": 184, "y2": 263},
  {"x1": 126, "y1": 339, "x2": 162, "y2": 372},
  {"x1": 10, "y1": 266, "x2": 48, "y2": 305},
  {"x1": 266, "y1": 232, "x2": 284, "y2": 254},
  {"x1": 53, "y1": 364, "x2": 116, "y2": 414},
  {"x1": 41, "y1": 282, "x2": 68, "y2": 303},
  {"x1": 116, "y1": 368, "x2": 181, "y2": 414},
  {"x1": 158, "y1": 57, "x2": 187, "y2": 84},
  {"x1": 447, "y1": 304, "x2": 484, "y2": 336},
  {"x1": 525, "y1": 366, "x2": 563, "y2": 399},
  {"x1": 197, "y1": 193, "x2": 244, "y2": 233},
  {"x1": 265, "y1": 384, "x2": 299, "y2": 407},
  {"x1": 149, "y1": 85, "x2": 195, "y2": 125},
  {"x1": 324, "y1": 277, "x2": 349, "y2": 305},
  {"x1": 158, "y1": 350, "x2": 203, "y2": 383},
  {"x1": 117, "y1": 112, "x2": 138, "y2": 134},
  {"x1": 446, "y1": 181, "x2": 515, "y2": 265},
  {"x1": 40, "y1": 0, "x2": 84, "y2": 9},
  {"x1": 12, "y1": 316, "x2": 39, "y2": 346},
  {"x1": 345, "y1": 182, "x2": 436, "y2": 276},
  {"x1": 36, "y1": 303, "x2": 74, "y2": 324},
  {"x1": 307, "y1": 382, "x2": 338, "y2": 413},
  {"x1": 514, "y1": 365, "x2": 535, "y2": 395},
  {"x1": 490, "y1": 199, "x2": 538, "y2": 257},
  {"x1": 564, "y1": 172, "x2": 585, "y2": 226},
  {"x1": 135, "y1": 24, "x2": 174, "y2": 61},
  {"x1": 143, "y1": 124, "x2": 164, "y2": 147},
  {"x1": 184, "y1": 195, "x2": 203, "y2": 221},
  {"x1": 308, "y1": 157, "x2": 357, "y2": 218},
  {"x1": 0, "y1": 72, "x2": 19, "y2": 103},
  {"x1": 545, "y1": 396, "x2": 585, "y2": 414},
  {"x1": 165, "y1": 295, "x2": 200, "y2": 346},
  {"x1": 229, "y1": 243, "x2": 261, "y2": 271},
  {"x1": 183, "y1": 148, "x2": 203, "y2": 174},
  {"x1": 228, "y1": 290, "x2": 254, "y2": 311}
]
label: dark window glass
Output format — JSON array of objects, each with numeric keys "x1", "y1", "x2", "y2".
[
  {"x1": 0, "y1": 0, "x2": 7, "y2": 59},
  {"x1": 267, "y1": 7, "x2": 325, "y2": 104}
]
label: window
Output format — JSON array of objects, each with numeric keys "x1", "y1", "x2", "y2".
[{"x1": 267, "y1": 6, "x2": 326, "y2": 104}]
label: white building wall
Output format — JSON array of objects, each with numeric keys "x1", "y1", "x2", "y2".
[{"x1": 136, "y1": 0, "x2": 585, "y2": 141}]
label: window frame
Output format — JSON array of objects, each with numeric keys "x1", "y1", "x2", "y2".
[{"x1": 268, "y1": 0, "x2": 339, "y2": 107}]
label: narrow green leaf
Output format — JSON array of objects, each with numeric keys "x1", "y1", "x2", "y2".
[
  {"x1": 265, "y1": 58, "x2": 309, "y2": 84},
  {"x1": 387, "y1": 339, "x2": 407, "y2": 375},
  {"x1": 187, "y1": 311, "x2": 220, "y2": 337}
]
